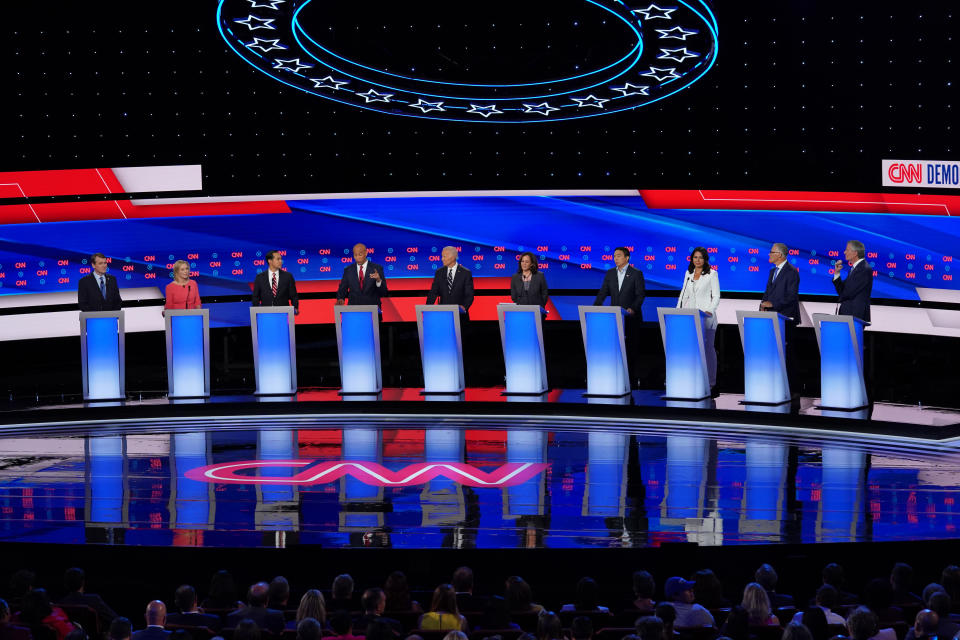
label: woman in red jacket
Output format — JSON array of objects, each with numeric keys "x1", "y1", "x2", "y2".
[{"x1": 164, "y1": 260, "x2": 201, "y2": 311}]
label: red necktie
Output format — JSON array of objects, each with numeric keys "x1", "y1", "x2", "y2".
[
  {"x1": 271, "y1": 272, "x2": 278, "y2": 298},
  {"x1": 358, "y1": 264, "x2": 364, "y2": 289}
]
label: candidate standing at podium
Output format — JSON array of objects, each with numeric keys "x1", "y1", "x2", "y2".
[
  {"x1": 593, "y1": 247, "x2": 645, "y2": 386},
  {"x1": 760, "y1": 243, "x2": 801, "y2": 391},
  {"x1": 78, "y1": 252, "x2": 122, "y2": 312},
  {"x1": 427, "y1": 246, "x2": 474, "y2": 318},
  {"x1": 336, "y1": 243, "x2": 388, "y2": 307},
  {"x1": 833, "y1": 240, "x2": 872, "y2": 322},
  {"x1": 676, "y1": 247, "x2": 720, "y2": 388},
  {"x1": 510, "y1": 252, "x2": 548, "y2": 307},
  {"x1": 252, "y1": 250, "x2": 299, "y2": 314},
  {"x1": 164, "y1": 260, "x2": 202, "y2": 311}
]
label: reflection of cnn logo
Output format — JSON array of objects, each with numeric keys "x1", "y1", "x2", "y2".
[{"x1": 887, "y1": 163, "x2": 923, "y2": 184}]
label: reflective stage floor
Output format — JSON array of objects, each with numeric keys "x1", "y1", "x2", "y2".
[{"x1": 2, "y1": 404, "x2": 960, "y2": 548}]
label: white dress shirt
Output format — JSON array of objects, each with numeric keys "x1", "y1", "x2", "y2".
[
  {"x1": 357, "y1": 261, "x2": 382, "y2": 287},
  {"x1": 447, "y1": 263, "x2": 458, "y2": 281},
  {"x1": 268, "y1": 268, "x2": 281, "y2": 291},
  {"x1": 616, "y1": 265, "x2": 628, "y2": 290}
]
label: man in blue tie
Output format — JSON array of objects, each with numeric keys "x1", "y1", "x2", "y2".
[{"x1": 78, "y1": 252, "x2": 123, "y2": 312}]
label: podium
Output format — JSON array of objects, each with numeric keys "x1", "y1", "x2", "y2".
[
  {"x1": 813, "y1": 313, "x2": 869, "y2": 410},
  {"x1": 334, "y1": 305, "x2": 382, "y2": 394},
  {"x1": 736, "y1": 310, "x2": 791, "y2": 405},
  {"x1": 657, "y1": 307, "x2": 710, "y2": 401},
  {"x1": 250, "y1": 307, "x2": 297, "y2": 395},
  {"x1": 416, "y1": 304, "x2": 465, "y2": 394},
  {"x1": 498, "y1": 304, "x2": 548, "y2": 395},
  {"x1": 165, "y1": 308, "x2": 210, "y2": 398},
  {"x1": 80, "y1": 310, "x2": 125, "y2": 401},
  {"x1": 578, "y1": 306, "x2": 630, "y2": 397}
]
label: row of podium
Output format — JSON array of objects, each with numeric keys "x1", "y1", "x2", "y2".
[{"x1": 79, "y1": 305, "x2": 869, "y2": 410}]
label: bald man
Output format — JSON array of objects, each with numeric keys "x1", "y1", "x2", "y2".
[
  {"x1": 131, "y1": 601, "x2": 170, "y2": 640},
  {"x1": 336, "y1": 243, "x2": 388, "y2": 307}
]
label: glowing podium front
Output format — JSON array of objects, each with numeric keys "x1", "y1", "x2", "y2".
[
  {"x1": 165, "y1": 308, "x2": 210, "y2": 398},
  {"x1": 736, "y1": 310, "x2": 792, "y2": 405},
  {"x1": 658, "y1": 307, "x2": 710, "y2": 401},
  {"x1": 813, "y1": 313, "x2": 870, "y2": 410},
  {"x1": 250, "y1": 307, "x2": 297, "y2": 396},
  {"x1": 80, "y1": 310, "x2": 125, "y2": 401},
  {"x1": 497, "y1": 304, "x2": 548, "y2": 395},
  {"x1": 578, "y1": 305, "x2": 630, "y2": 397},
  {"x1": 416, "y1": 304, "x2": 465, "y2": 394},
  {"x1": 334, "y1": 305, "x2": 382, "y2": 395}
]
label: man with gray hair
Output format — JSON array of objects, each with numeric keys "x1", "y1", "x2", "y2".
[
  {"x1": 427, "y1": 246, "x2": 475, "y2": 318},
  {"x1": 832, "y1": 239, "x2": 872, "y2": 322}
]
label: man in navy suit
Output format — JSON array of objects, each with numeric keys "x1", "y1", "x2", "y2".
[
  {"x1": 166, "y1": 586, "x2": 221, "y2": 631},
  {"x1": 78, "y1": 253, "x2": 123, "y2": 312},
  {"x1": 58, "y1": 567, "x2": 118, "y2": 625},
  {"x1": 833, "y1": 240, "x2": 872, "y2": 322},
  {"x1": 252, "y1": 250, "x2": 299, "y2": 314},
  {"x1": 427, "y1": 246, "x2": 474, "y2": 318},
  {"x1": 131, "y1": 601, "x2": 170, "y2": 640},
  {"x1": 226, "y1": 583, "x2": 285, "y2": 635},
  {"x1": 593, "y1": 247, "x2": 646, "y2": 386},
  {"x1": 761, "y1": 243, "x2": 802, "y2": 391},
  {"x1": 336, "y1": 243, "x2": 388, "y2": 307}
]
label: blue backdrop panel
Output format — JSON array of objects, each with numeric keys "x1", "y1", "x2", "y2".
[
  {"x1": 583, "y1": 310, "x2": 628, "y2": 395},
  {"x1": 742, "y1": 315, "x2": 789, "y2": 404},
  {"x1": 662, "y1": 310, "x2": 708, "y2": 399},
  {"x1": 819, "y1": 318, "x2": 867, "y2": 409},
  {"x1": 502, "y1": 308, "x2": 547, "y2": 393},
  {"x1": 170, "y1": 314, "x2": 205, "y2": 397},
  {"x1": 420, "y1": 309, "x2": 463, "y2": 392},
  {"x1": 339, "y1": 310, "x2": 380, "y2": 393},
  {"x1": 255, "y1": 312, "x2": 295, "y2": 394},
  {"x1": 85, "y1": 317, "x2": 122, "y2": 400}
]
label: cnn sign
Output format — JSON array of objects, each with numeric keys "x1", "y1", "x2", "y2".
[{"x1": 883, "y1": 159, "x2": 960, "y2": 189}]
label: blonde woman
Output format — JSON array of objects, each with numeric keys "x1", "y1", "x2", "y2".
[
  {"x1": 164, "y1": 260, "x2": 201, "y2": 310},
  {"x1": 294, "y1": 590, "x2": 327, "y2": 629},
  {"x1": 741, "y1": 582, "x2": 778, "y2": 626}
]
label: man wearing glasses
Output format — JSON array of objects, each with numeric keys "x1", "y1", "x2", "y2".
[{"x1": 760, "y1": 243, "x2": 801, "y2": 391}]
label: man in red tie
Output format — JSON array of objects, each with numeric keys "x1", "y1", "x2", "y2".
[
  {"x1": 336, "y1": 243, "x2": 388, "y2": 307},
  {"x1": 252, "y1": 250, "x2": 299, "y2": 314}
]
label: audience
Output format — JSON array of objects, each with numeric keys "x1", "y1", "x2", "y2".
[
  {"x1": 365, "y1": 619, "x2": 398, "y2": 640},
  {"x1": 131, "y1": 602, "x2": 168, "y2": 640},
  {"x1": 561, "y1": 578, "x2": 608, "y2": 613},
  {"x1": 355, "y1": 588, "x2": 401, "y2": 635},
  {"x1": 925, "y1": 591, "x2": 959, "y2": 639},
  {"x1": 233, "y1": 619, "x2": 261, "y2": 640},
  {"x1": 166, "y1": 585, "x2": 221, "y2": 631},
  {"x1": 384, "y1": 572, "x2": 421, "y2": 614},
  {"x1": 108, "y1": 618, "x2": 132, "y2": 640},
  {"x1": 0, "y1": 598, "x2": 31, "y2": 640},
  {"x1": 570, "y1": 616, "x2": 593, "y2": 640},
  {"x1": 782, "y1": 622, "x2": 814, "y2": 640},
  {"x1": 890, "y1": 564, "x2": 922, "y2": 606},
  {"x1": 655, "y1": 603, "x2": 677, "y2": 639},
  {"x1": 798, "y1": 608, "x2": 829, "y2": 640},
  {"x1": 634, "y1": 616, "x2": 664, "y2": 640},
  {"x1": 57, "y1": 568, "x2": 118, "y2": 625},
  {"x1": 741, "y1": 583, "x2": 778, "y2": 626},
  {"x1": 267, "y1": 577, "x2": 290, "y2": 611},
  {"x1": 719, "y1": 607, "x2": 749, "y2": 640},
  {"x1": 629, "y1": 572, "x2": 656, "y2": 613},
  {"x1": 793, "y1": 586, "x2": 845, "y2": 625},
  {"x1": 296, "y1": 618, "x2": 322, "y2": 640},
  {"x1": 536, "y1": 613, "x2": 563, "y2": 640},
  {"x1": 225, "y1": 583, "x2": 284, "y2": 635},
  {"x1": 474, "y1": 597, "x2": 518, "y2": 631},
  {"x1": 505, "y1": 578, "x2": 544, "y2": 615},
  {"x1": 329, "y1": 576, "x2": 356, "y2": 613},
  {"x1": 844, "y1": 606, "x2": 879, "y2": 640},
  {"x1": 821, "y1": 565, "x2": 858, "y2": 606},
  {"x1": 861, "y1": 579, "x2": 902, "y2": 626},
  {"x1": 693, "y1": 570, "x2": 729, "y2": 610},
  {"x1": 664, "y1": 577, "x2": 714, "y2": 627},
  {"x1": 201, "y1": 571, "x2": 243, "y2": 611},
  {"x1": 13, "y1": 589, "x2": 75, "y2": 640},
  {"x1": 912, "y1": 610, "x2": 938, "y2": 640},
  {"x1": 755, "y1": 564, "x2": 794, "y2": 609},
  {"x1": 418, "y1": 585, "x2": 467, "y2": 632},
  {"x1": 328, "y1": 612, "x2": 362, "y2": 640},
  {"x1": 442, "y1": 632, "x2": 467, "y2": 640},
  {"x1": 941, "y1": 566, "x2": 960, "y2": 613},
  {"x1": 295, "y1": 590, "x2": 327, "y2": 628},
  {"x1": 452, "y1": 568, "x2": 484, "y2": 613}
]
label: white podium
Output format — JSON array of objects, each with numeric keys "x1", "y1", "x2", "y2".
[
  {"x1": 80, "y1": 310, "x2": 125, "y2": 401},
  {"x1": 813, "y1": 313, "x2": 869, "y2": 410},
  {"x1": 578, "y1": 305, "x2": 630, "y2": 397},
  {"x1": 416, "y1": 304, "x2": 465, "y2": 394},
  {"x1": 334, "y1": 305, "x2": 383, "y2": 395},
  {"x1": 250, "y1": 307, "x2": 297, "y2": 395},
  {"x1": 497, "y1": 303, "x2": 548, "y2": 395},
  {"x1": 657, "y1": 307, "x2": 710, "y2": 401},
  {"x1": 165, "y1": 308, "x2": 210, "y2": 398},
  {"x1": 736, "y1": 310, "x2": 792, "y2": 405}
]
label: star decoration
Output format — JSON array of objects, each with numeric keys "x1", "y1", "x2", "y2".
[
  {"x1": 467, "y1": 104, "x2": 503, "y2": 118},
  {"x1": 247, "y1": 0, "x2": 285, "y2": 9},
  {"x1": 409, "y1": 99, "x2": 445, "y2": 113},
  {"x1": 234, "y1": 15, "x2": 276, "y2": 30},
  {"x1": 658, "y1": 47, "x2": 699, "y2": 63},
  {"x1": 610, "y1": 83, "x2": 650, "y2": 97},
  {"x1": 357, "y1": 89, "x2": 393, "y2": 103},
  {"x1": 631, "y1": 4, "x2": 677, "y2": 20},
  {"x1": 311, "y1": 75, "x2": 349, "y2": 90},
  {"x1": 273, "y1": 58, "x2": 313, "y2": 73},
  {"x1": 245, "y1": 38, "x2": 287, "y2": 53},
  {"x1": 640, "y1": 66, "x2": 680, "y2": 81},
  {"x1": 655, "y1": 25, "x2": 699, "y2": 40},
  {"x1": 523, "y1": 102, "x2": 559, "y2": 116},
  {"x1": 572, "y1": 95, "x2": 609, "y2": 109}
]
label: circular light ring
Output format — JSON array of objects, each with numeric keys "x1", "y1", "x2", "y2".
[{"x1": 218, "y1": 0, "x2": 718, "y2": 122}]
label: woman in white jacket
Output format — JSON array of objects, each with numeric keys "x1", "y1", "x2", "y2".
[{"x1": 676, "y1": 247, "x2": 721, "y2": 388}]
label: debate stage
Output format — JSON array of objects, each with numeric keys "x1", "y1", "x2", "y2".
[{"x1": 2, "y1": 388, "x2": 959, "y2": 550}]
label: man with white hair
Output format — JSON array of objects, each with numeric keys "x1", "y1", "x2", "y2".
[{"x1": 427, "y1": 246, "x2": 475, "y2": 318}]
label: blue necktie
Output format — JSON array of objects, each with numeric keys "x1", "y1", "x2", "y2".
[
  {"x1": 99, "y1": 276, "x2": 106, "y2": 298},
  {"x1": 772, "y1": 267, "x2": 779, "y2": 282}
]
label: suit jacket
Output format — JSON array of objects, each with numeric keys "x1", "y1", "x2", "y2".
[
  {"x1": 77, "y1": 273, "x2": 122, "y2": 312},
  {"x1": 833, "y1": 260, "x2": 872, "y2": 322},
  {"x1": 166, "y1": 613, "x2": 222, "y2": 631},
  {"x1": 225, "y1": 607, "x2": 285, "y2": 635},
  {"x1": 131, "y1": 627, "x2": 171, "y2": 640},
  {"x1": 336, "y1": 261, "x2": 388, "y2": 306},
  {"x1": 761, "y1": 262, "x2": 801, "y2": 325},
  {"x1": 252, "y1": 269, "x2": 299, "y2": 311},
  {"x1": 57, "y1": 591, "x2": 118, "y2": 624},
  {"x1": 509, "y1": 272, "x2": 548, "y2": 307},
  {"x1": 593, "y1": 265, "x2": 645, "y2": 320},
  {"x1": 353, "y1": 614, "x2": 402, "y2": 635},
  {"x1": 676, "y1": 269, "x2": 721, "y2": 330},
  {"x1": 426, "y1": 264, "x2": 475, "y2": 316}
]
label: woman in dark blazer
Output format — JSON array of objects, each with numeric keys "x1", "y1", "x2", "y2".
[{"x1": 510, "y1": 252, "x2": 549, "y2": 307}]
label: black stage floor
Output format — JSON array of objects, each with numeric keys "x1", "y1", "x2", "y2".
[{"x1": 0, "y1": 388, "x2": 959, "y2": 549}]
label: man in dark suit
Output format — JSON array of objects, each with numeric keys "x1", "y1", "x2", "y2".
[
  {"x1": 452, "y1": 567, "x2": 486, "y2": 613},
  {"x1": 166, "y1": 586, "x2": 221, "y2": 631},
  {"x1": 78, "y1": 253, "x2": 122, "y2": 312},
  {"x1": 336, "y1": 243, "x2": 388, "y2": 307},
  {"x1": 57, "y1": 567, "x2": 118, "y2": 625},
  {"x1": 225, "y1": 583, "x2": 285, "y2": 635},
  {"x1": 833, "y1": 240, "x2": 872, "y2": 322},
  {"x1": 252, "y1": 250, "x2": 299, "y2": 314},
  {"x1": 426, "y1": 246, "x2": 474, "y2": 318},
  {"x1": 593, "y1": 247, "x2": 646, "y2": 386},
  {"x1": 131, "y1": 601, "x2": 170, "y2": 640},
  {"x1": 0, "y1": 599, "x2": 32, "y2": 640},
  {"x1": 761, "y1": 243, "x2": 802, "y2": 392},
  {"x1": 353, "y1": 589, "x2": 402, "y2": 636}
]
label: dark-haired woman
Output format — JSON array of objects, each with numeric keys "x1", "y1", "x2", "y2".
[
  {"x1": 676, "y1": 247, "x2": 721, "y2": 389},
  {"x1": 510, "y1": 252, "x2": 549, "y2": 307}
]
